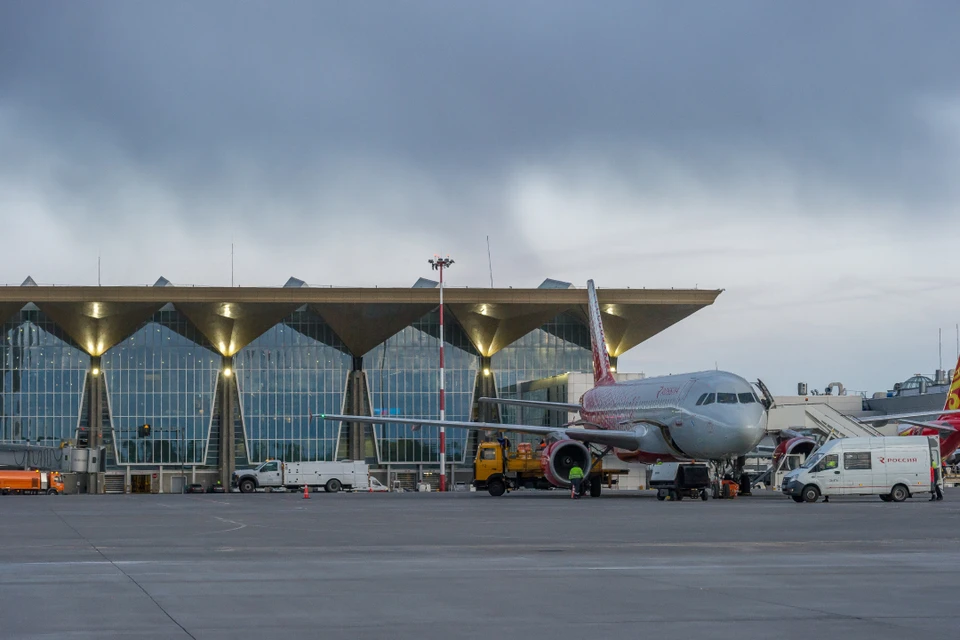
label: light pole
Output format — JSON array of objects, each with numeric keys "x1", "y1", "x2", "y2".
[{"x1": 429, "y1": 255, "x2": 454, "y2": 491}]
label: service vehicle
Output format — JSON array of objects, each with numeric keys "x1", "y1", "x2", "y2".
[
  {"x1": 650, "y1": 462, "x2": 711, "y2": 501},
  {"x1": 233, "y1": 460, "x2": 372, "y2": 493},
  {"x1": 473, "y1": 441, "x2": 607, "y2": 497},
  {"x1": 0, "y1": 469, "x2": 65, "y2": 495},
  {"x1": 782, "y1": 436, "x2": 938, "y2": 503}
]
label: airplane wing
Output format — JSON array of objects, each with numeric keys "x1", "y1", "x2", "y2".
[
  {"x1": 478, "y1": 397, "x2": 583, "y2": 412},
  {"x1": 859, "y1": 409, "x2": 960, "y2": 423},
  {"x1": 894, "y1": 419, "x2": 958, "y2": 433},
  {"x1": 314, "y1": 413, "x2": 643, "y2": 450}
]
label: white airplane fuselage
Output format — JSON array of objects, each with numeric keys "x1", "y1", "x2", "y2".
[{"x1": 579, "y1": 370, "x2": 767, "y2": 463}]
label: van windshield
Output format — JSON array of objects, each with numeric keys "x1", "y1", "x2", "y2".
[{"x1": 801, "y1": 452, "x2": 823, "y2": 470}]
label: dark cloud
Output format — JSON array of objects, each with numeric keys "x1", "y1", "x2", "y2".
[
  {"x1": 2, "y1": 1, "x2": 960, "y2": 395},
  {"x1": 2, "y1": 1, "x2": 959, "y2": 209}
]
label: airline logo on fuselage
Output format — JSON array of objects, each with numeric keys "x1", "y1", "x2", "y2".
[{"x1": 657, "y1": 385, "x2": 681, "y2": 399}]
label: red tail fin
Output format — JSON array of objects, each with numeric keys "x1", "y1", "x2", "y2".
[
  {"x1": 586, "y1": 280, "x2": 616, "y2": 386},
  {"x1": 941, "y1": 354, "x2": 960, "y2": 419}
]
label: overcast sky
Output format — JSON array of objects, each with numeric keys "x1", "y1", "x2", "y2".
[{"x1": 2, "y1": 2, "x2": 959, "y2": 394}]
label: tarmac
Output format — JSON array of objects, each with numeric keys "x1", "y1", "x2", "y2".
[{"x1": 0, "y1": 489, "x2": 957, "y2": 640}]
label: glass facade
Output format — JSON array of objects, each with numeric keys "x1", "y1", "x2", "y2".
[
  {"x1": 235, "y1": 309, "x2": 352, "y2": 464},
  {"x1": 367, "y1": 311, "x2": 478, "y2": 464},
  {"x1": 0, "y1": 309, "x2": 89, "y2": 445},
  {"x1": 102, "y1": 309, "x2": 219, "y2": 465},
  {"x1": 1, "y1": 303, "x2": 594, "y2": 472},
  {"x1": 493, "y1": 313, "x2": 592, "y2": 425}
]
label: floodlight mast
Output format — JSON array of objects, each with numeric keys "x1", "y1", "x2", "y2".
[{"x1": 428, "y1": 255, "x2": 454, "y2": 491}]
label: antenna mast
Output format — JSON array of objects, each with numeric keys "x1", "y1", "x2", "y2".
[{"x1": 486, "y1": 235, "x2": 494, "y2": 287}]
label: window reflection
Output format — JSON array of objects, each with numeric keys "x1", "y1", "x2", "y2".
[
  {"x1": 103, "y1": 309, "x2": 218, "y2": 465},
  {"x1": 236, "y1": 309, "x2": 351, "y2": 464},
  {"x1": 0, "y1": 310, "x2": 89, "y2": 446},
  {"x1": 367, "y1": 311, "x2": 477, "y2": 464},
  {"x1": 494, "y1": 314, "x2": 592, "y2": 447}
]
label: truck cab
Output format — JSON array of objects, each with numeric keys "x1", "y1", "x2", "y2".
[
  {"x1": 233, "y1": 460, "x2": 282, "y2": 493},
  {"x1": 473, "y1": 441, "x2": 549, "y2": 496}
]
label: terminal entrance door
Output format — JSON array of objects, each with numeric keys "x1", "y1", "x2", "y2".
[{"x1": 131, "y1": 475, "x2": 151, "y2": 493}]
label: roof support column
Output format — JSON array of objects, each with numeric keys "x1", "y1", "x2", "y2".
[
  {"x1": 344, "y1": 356, "x2": 372, "y2": 462},
  {"x1": 86, "y1": 357, "x2": 103, "y2": 494},
  {"x1": 467, "y1": 356, "x2": 499, "y2": 462},
  {"x1": 219, "y1": 357, "x2": 236, "y2": 489}
]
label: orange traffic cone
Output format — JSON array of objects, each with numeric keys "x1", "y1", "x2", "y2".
[{"x1": 302, "y1": 484, "x2": 309, "y2": 499}]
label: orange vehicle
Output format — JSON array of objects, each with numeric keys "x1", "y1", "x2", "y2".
[{"x1": 0, "y1": 470, "x2": 65, "y2": 495}]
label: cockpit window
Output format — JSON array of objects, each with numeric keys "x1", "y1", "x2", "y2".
[
  {"x1": 696, "y1": 393, "x2": 708, "y2": 406},
  {"x1": 701, "y1": 393, "x2": 715, "y2": 406},
  {"x1": 717, "y1": 392, "x2": 738, "y2": 404},
  {"x1": 738, "y1": 393, "x2": 756, "y2": 404}
]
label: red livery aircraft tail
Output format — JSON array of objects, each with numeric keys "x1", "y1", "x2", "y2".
[
  {"x1": 586, "y1": 280, "x2": 616, "y2": 386},
  {"x1": 941, "y1": 354, "x2": 960, "y2": 420}
]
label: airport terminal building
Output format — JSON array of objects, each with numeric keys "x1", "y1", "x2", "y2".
[{"x1": 0, "y1": 277, "x2": 719, "y2": 492}]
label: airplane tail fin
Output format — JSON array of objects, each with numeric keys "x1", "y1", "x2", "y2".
[
  {"x1": 941, "y1": 354, "x2": 960, "y2": 419},
  {"x1": 586, "y1": 279, "x2": 616, "y2": 386}
]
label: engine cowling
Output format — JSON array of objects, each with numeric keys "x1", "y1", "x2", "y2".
[
  {"x1": 772, "y1": 436, "x2": 818, "y2": 469},
  {"x1": 540, "y1": 439, "x2": 591, "y2": 488}
]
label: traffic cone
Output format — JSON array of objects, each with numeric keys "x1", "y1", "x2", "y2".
[{"x1": 302, "y1": 484, "x2": 309, "y2": 499}]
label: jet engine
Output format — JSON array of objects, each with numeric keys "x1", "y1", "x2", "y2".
[{"x1": 540, "y1": 439, "x2": 591, "y2": 488}]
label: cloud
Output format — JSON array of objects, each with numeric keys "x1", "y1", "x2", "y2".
[{"x1": 1, "y1": 2, "x2": 959, "y2": 394}]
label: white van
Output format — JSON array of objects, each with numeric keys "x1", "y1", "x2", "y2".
[{"x1": 781, "y1": 436, "x2": 938, "y2": 503}]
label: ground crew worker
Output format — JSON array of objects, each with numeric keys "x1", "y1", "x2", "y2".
[
  {"x1": 931, "y1": 457, "x2": 944, "y2": 501},
  {"x1": 569, "y1": 464, "x2": 584, "y2": 499}
]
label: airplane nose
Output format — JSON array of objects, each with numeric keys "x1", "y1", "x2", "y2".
[{"x1": 739, "y1": 410, "x2": 767, "y2": 451}]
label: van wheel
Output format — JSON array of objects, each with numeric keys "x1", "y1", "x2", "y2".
[
  {"x1": 700, "y1": 489, "x2": 709, "y2": 501},
  {"x1": 656, "y1": 489, "x2": 666, "y2": 501},
  {"x1": 46, "y1": 489, "x2": 58, "y2": 495},
  {"x1": 890, "y1": 484, "x2": 909, "y2": 502},
  {"x1": 239, "y1": 479, "x2": 256, "y2": 493},
  {"x1": 487, "y1": 478, "x2": 506, "y2": 497},
  {"x1": 879, "y1": 494, "x2": 892, "y2": 502},
  {"x1": 802, "y1": 485, "x2": 820, "y2": 503},
  {"x1": 325, "y1": 479, "x2": 342, "y2": 493},
  {"x1": 792, "y1": 496, "x2": 805, "y2": 503}
]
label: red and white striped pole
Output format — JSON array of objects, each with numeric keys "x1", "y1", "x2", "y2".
[{"x1": 430, "y1": 255, "x2": 454, "y2": 491}]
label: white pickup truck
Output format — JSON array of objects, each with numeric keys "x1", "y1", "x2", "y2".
[{"x1": 233, "y1": 460, "x2": 382, "y2": 493}]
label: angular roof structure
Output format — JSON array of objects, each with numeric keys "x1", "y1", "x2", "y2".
[{"x1": 0, "y1": 284, "x2": 721, "y2": 358}]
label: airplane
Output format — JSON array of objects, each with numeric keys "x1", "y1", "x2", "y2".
[
  {"x1": 772, "y1": 360, "x2": 960, "y2": 467},
  {"x1": 316, "y1": 279, "x2": 769, "y2": 494},
  {"x1": 865, "y1": 360, "x2": 960, "y2": 460}
]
